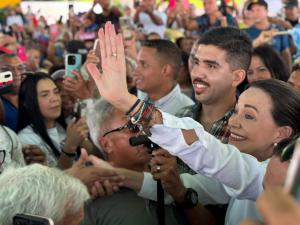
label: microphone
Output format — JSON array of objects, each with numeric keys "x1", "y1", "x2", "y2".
[{"x1": 129, "y1": 135, "x2": 159, "y2": 152}]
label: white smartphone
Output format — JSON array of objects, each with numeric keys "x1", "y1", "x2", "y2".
[
  {"x1": 92, "y1": 39, "x2": 102, "y2": 71},
  {"x1": 13, "y1": 213, "x2": 54, "y2": 225},
  {"x1": 284, "y1": 136, "x2": 300, "y2": 202},
  {"x1": 0, "y1": 71, "x2": 13, "y2": 95}
]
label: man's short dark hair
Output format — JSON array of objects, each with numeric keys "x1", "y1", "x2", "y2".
[
  {"x1": 197, "y1": 27, "x2": 252, "y2": 71},
  {"x1": 141, "y1": 39, "x2": 182, "y2": 78}
]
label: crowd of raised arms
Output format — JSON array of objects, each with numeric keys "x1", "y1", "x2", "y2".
[{"x1": 0, "y1": 0, "x2": 300, "y2": 225}]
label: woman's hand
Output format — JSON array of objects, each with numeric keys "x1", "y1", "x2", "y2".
[{"x1": 86, "y1": 22, "x2": 136, "y2": 113}]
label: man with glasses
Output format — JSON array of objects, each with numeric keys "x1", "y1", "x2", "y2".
[
  {"x1": 0, "y1": 53, "x2": 27, "y2": 131},
  {"x1": 83, "y1": 98, "x2": 188, "y2": 225}
]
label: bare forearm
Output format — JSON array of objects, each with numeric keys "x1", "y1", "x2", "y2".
[
  {"x1": 57, "y1": 154, "x2": 74, "y2": 170},
  {"x1": 148, "y1": 11, "x2": 163, "y2": 25},
  {"x1": 282, "y1": 49, "x2": 292, "y2": 73},
  {"x1": 115, "y1": 168, "x2": 144, "y2": 192}
]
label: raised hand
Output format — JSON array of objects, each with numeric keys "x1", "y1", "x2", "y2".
[{"x1": 86, "y1": 22, "x2": 137, "y2": 113}]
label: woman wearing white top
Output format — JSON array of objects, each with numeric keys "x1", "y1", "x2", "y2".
[
  {"x1": 17, "y1": 72, "x2": 89, "y2": 169},
  {"x1": 85, "y1": 23, "x2": 300, "y2": 224}
]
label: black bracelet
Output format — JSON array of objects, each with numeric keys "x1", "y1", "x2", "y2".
[
  {"x1": 125, "y1": 99, "x2": 141, "y2": 116},
  {"x1": 61, "y1": 149, "x2": 77, "y2": 158}
]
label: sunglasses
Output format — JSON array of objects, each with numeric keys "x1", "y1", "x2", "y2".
[{"x1": 102, "y1": 122, "x2": 140, "y2": 137}]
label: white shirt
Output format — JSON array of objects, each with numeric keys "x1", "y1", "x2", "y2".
[
  {"x1": 137, "y1": 112, "x2": 267, "y2": 225},
  {"x1": 18, "y1": 123, "x2": 66, "y2": 167},
  {"x1": 6, "y1": 15, "x2": 24, "y2": 27},
  {"x1": 0, "y1": 126, "x2": 25, "y2": 173},
  {"x1": 137, "y1": 85, "x2": 195, "y2": 115},
  {"x1": 138, "y1": 10, "x2": 167, "y2": 38}
]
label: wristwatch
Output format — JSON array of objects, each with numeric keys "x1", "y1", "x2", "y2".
[{"x1": 176, "y1": 188, "x2": 198, "y2": 209}]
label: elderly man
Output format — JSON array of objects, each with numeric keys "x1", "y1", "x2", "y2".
[
  {"x1": 0, "y1": 164, "x2": 89, "y2": 225},
  {"x1": 83, "y1": 99, "x2": 189, "y2": 225}
]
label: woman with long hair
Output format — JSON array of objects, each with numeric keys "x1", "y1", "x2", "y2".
[
  {"x1": 247, "y1": 45, "x2": 290, "y2": 84},
  {"x1": 17, "y1": 72, "x2": 89, "y2": 169}
]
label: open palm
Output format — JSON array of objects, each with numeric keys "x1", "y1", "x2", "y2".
[{"x1": 87, "y1": 22, "x2": 134, "y2": 111}]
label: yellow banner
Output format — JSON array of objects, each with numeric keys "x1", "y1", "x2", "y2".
[{"x1": 0, "y1": 0, "x2": 21, "y2": 8}]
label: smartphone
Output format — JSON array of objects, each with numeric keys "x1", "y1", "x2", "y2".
[
  {"x1": 92, "y1": 39, "x2": 102, "y2": 71},
  {"x1": 0, "y1": 71, "x2": 13, "y2": 95},
  {"x1": 284, "y1": 136, "x2": 300, "y2": 202},
  {"x1": 120, "y1": 17, "x2": 131, "y2": 29},
  {"x1": 13, "y1": 213, "x2": 54, "y2": 225},
  {"x1": 65, "y1": 54, "x2": 82, "y2": 79}
]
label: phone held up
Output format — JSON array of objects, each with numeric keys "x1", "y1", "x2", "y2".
[
  {"x1": 0, "y1": 71, "x2": 13, "y2": 95},
  {"x1": 65, "y1": 53, "x2": 82, "y2": 79},
  {"x1": 13, "y1": 213, "x2": 54, "y2": 225}
]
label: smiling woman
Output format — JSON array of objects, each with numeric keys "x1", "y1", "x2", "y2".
[{"x1": 17, "y1": 72, "x2": 89, "y2": 169}]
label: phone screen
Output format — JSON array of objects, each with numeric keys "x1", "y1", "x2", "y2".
[
  {"x1": 13, "y1": 214, "x2": 54, "y2": 225},
  {"x1": 0, "y1": 71, "x2": 13, "y2": 95}
]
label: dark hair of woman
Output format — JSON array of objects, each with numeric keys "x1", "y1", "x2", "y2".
[
  {"x1": 17, "y1": 72, "x2": 66, "y2": 157},
  {"x1": 249, "y1": 79, "x2": 300, "y2": 136},
  {"x1": 252, "y1": 45, "x2": 290, "y2": 82}
]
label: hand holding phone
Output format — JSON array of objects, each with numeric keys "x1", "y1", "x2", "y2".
[
  {"x1": 65, "y1": 54, "x2": 82, "y2": 79},
  {"x1": 13, "y1": 213, "x2": 54, "y2": 225},
  {"x1": 0, "y1": 71, "x2": 13, "y2": 95}
]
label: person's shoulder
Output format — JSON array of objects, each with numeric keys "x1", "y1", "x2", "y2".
[
  {"x1": 18, "y1": 125, "x2": 34, "y2": 135},
  {"x1": 17, "y1": 126, "x2": 37, "y2": 142},
  {"x1": 176, "y1": 103, "x2": 199, "y2": 118}
]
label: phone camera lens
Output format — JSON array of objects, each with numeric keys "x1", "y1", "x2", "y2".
[{"x1": 68, "y1": 56, "x2": 76, "y2": 65}]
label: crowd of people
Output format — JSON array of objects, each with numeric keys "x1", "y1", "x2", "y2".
[{"x1": 0, "y1": 0, "x2": 300, "y2": 225}]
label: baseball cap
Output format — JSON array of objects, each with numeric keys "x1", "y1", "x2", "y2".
[
  {"x1": 247, "y1": 0, "x2": 268, "y2": 10},
  {"x1": 285, "y1": 0, "x2": 299, "y2": 8}
]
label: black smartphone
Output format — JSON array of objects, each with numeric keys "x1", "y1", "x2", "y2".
[
  {"x1": 13, "y1": 213, "x2": 54, "y2": 225},
  {"x1": 284, "y1": 137, "x2": 300, "y2": 202}
]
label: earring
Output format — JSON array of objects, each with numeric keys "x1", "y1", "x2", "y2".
[{"x1": 274, "y1": 143, "x2": 278, "y2": 147}]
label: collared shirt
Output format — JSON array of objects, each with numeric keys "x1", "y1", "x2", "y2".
[
  {"x1": 176, "y1": 103, "x2": 234, "y2": 144},
  {"x1": 148, "y1": 112, "x2": 265, "y2": 201},
  {"x1": 137, "y1": 84, "x2": 194, "y2": 116}
]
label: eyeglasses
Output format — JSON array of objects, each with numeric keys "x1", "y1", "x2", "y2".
[
  {"x1": 0, "y1": 64, "x2": 27, "y2": 75},
  {"x1": 102, "y1": 122, "x2": 140, "y2": 137},
  {"x1": 0, "y1": 150, "x2": 6, "y2": 165}
]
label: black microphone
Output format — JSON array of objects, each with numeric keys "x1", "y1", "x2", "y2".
[
  {"x1": 129, "y1": 134, "x2": 165, "y2": 225},
  {"x1": 129, "y1": 135, "x2": 159, "y2": 152}
]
